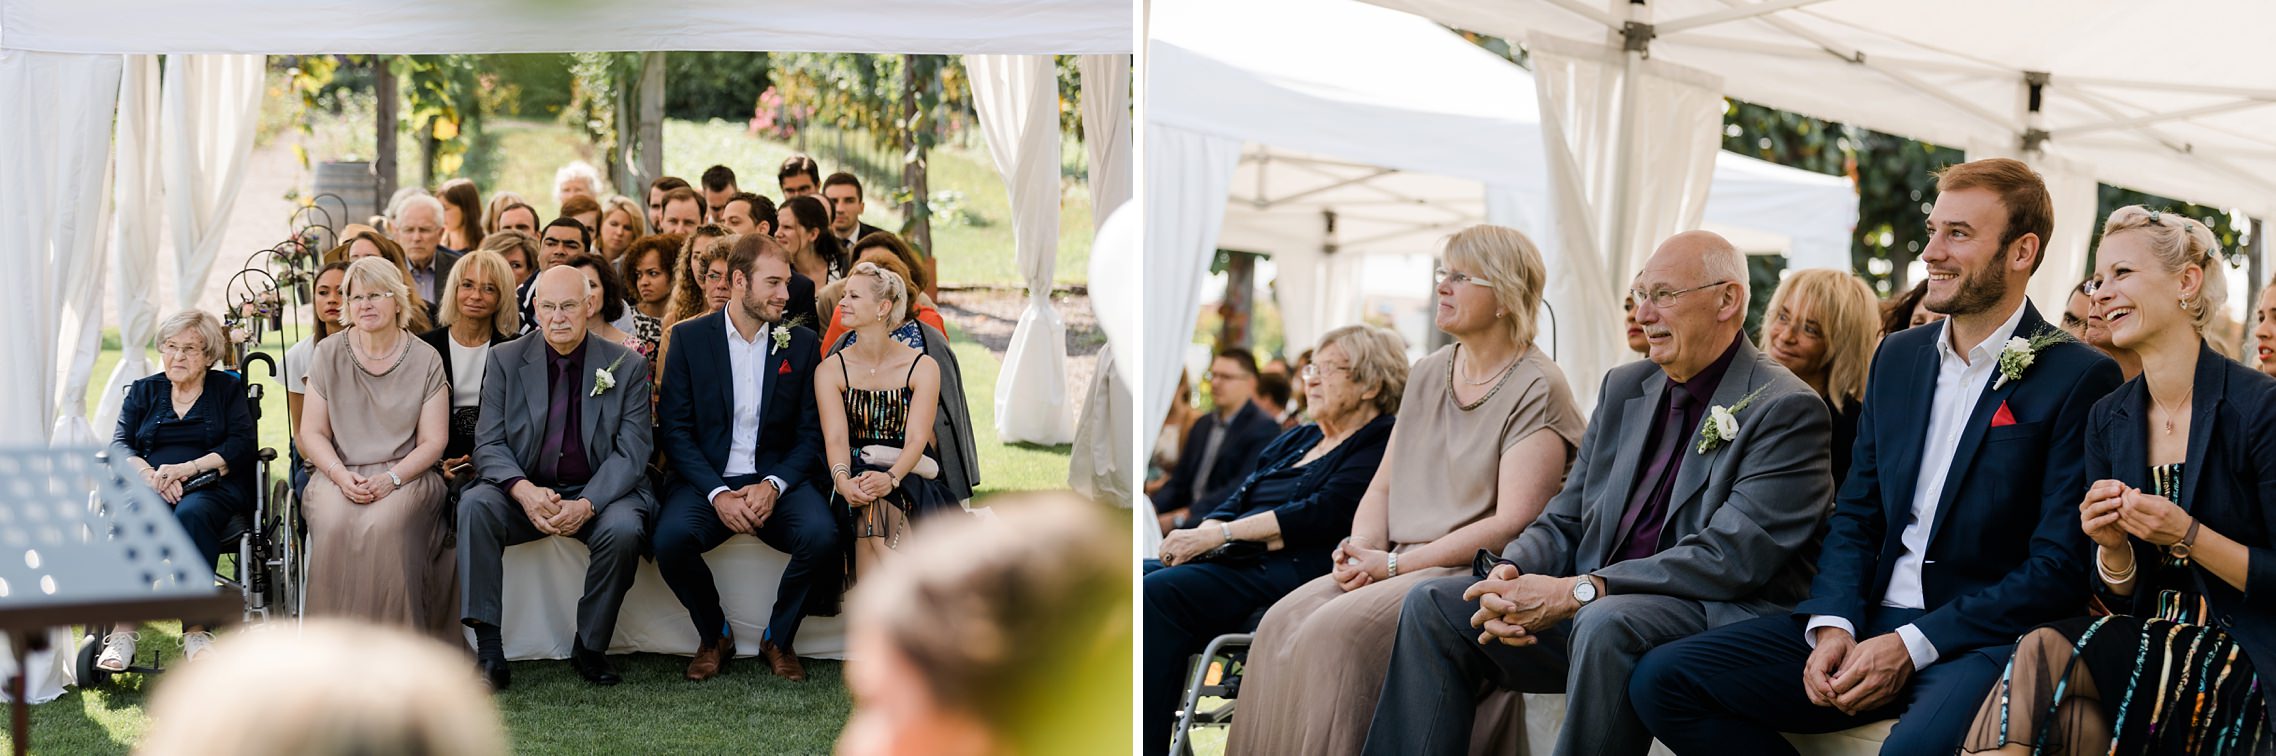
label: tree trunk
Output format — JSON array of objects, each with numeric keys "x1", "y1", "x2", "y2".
[
  {"x1": 636, "y1": 52, "x2": 666, "y2": 195},
  {"x1": 1219, "y1": 252, "x2": 1255, "y2": 351},
  {"x1": 901, "y1": 54, "x2": 937, "y2": 300},
  {"x1": 374, "y1": 57, "x2": 398, "y2": 207},
  {"x1": 417, "y1": 121, "x2": 437, "y2": 191}
]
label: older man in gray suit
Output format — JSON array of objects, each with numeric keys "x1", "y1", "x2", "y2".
[
  {"x1": 459, "y1": 265, "x2": 654, "y2": 691},
  {"x1": 1361, "y1": 231, "x2": 1835, "y2": 756}
]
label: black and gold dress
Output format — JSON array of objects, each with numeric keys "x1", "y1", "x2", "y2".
[{"x1": 837, "y1": 355, "x2": 956, "y2": 547}]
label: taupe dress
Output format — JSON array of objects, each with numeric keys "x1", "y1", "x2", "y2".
[
  {"x1": 303, "y1": 331, "x2": 457, "y2": 642},
  {"x1": 1226, "y1": 345, "x2": 1584, "y2": 756}
]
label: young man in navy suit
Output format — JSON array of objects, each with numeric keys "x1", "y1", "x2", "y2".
[
  {"x1": 1629, "y1": 158, "x2": 2125, "y2": 755},
  {"x1": 652, "y1": 233, "x2": 837, "y2": 683}
]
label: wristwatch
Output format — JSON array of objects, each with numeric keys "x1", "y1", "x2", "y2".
[
  {"x1": 2169, "y1": 518, "x2": 2202, "y2": 561},
  {"x1": 1570, "y1": 575, "x2": 1600, "y2": 606}
]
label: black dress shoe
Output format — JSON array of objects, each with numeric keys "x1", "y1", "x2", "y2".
[
  {"x1": 477, "y1": 656, "x2": 512, "y2": 691},
  {"x1": 570, "y1": 645, "x2": 621, "y2": 686}
]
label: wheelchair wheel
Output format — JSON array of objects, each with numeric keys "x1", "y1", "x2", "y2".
[
  {"x1": 75, "y1": 629, "x2": 113, "y2": 688},
  {"x1": 266, "y1": 477, "x2": 304, "y2": 620}
]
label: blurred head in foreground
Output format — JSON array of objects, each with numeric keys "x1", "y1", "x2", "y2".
[
  {"x1": 138, "y1": 620, "x2": 507, "y2": 756},
  {"x1": 837, "y1": 495, "x2": 1134, "y2": 756}
]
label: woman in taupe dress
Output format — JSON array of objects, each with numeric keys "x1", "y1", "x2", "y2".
[
  {"x1": 1226, "y1": 225, "x2": 1586, "y2": 756},
  {"x1": 296, "y1": 257, "x2": 456, "y2": 641}
]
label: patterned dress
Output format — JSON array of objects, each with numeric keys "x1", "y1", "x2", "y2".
[
  {"x1": 837, "y1": 354, "x2": 955, "y2": 548},
  {"x1": 1969, "y1": 464, "x2": 2269, "y2": 755}
]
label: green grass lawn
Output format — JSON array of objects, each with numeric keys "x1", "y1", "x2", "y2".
[{"x1": 23, "y1": 322, "x2": 1065, "y2": 754}]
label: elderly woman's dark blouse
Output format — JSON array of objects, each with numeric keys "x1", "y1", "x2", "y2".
[{"x1": 115, "y1": 369, "x2": 257, "y2": 509}]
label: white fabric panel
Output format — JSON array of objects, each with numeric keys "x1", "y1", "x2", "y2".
[
  {"x1": 0, "y1": 0, "x2": 1131, "y2": 55},
  {"x1": 1531, "y1": 34, "x2": 1725, "y2": 409},
  {"x1": 482, "y1": 535, "x2": 845, "y2": 662},
  {"x1": 969, "y1": 54, "x2": 1073, "y2": 445},
  {"x1": 1077, "y1": 54, "x2": 1133, "y2": 222},
  {"x1": 1139, "y1": 124, "x2": 1241, "y2": 462},
  {"x1": 52, "y1": 109, "x2": 118, "y2": 447},
  {"x1": 2030, "y1": 156, "x2": 2099, "y2": 316},
  {"x1": 1361, "y1": 0, "x2": 2276, "y2": 218},
  {"x1": 1274, "y1": 245, "x2": 1365, "y2": 355},
  {"x1": 1070, "y1": 206, "x2": 1141, "y2": 507},
  {"x1": 162, "y1": 54, "x2": 265, "y2": 313},
  {"x1": 1700, "y1": 152, "x2": 1858, "y2": 272},
  {"x1": 96, "y1": 55, "x2": 166, "y2": 437},
  {"x1": 0, "y1": 51, "x2": 121, "y2": 442},
  {"x1": 0, "y1": 628, "x2": 75, "y2": 704}
]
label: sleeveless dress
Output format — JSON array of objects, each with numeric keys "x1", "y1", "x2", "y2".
[
  {"x1": 837, "y1": 353, "x2": 957, "y2": 550},
  {"x1": 1968, "y1": 463, "x2": 2269, "y2": 755}
]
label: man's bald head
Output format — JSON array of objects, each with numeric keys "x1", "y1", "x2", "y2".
[
  {"x1": 532, "y1": 266, "x2": 594, "y2": 353},
  {"x1": 1631, "y1": 230, "x2": 1750, "y2": 382}
]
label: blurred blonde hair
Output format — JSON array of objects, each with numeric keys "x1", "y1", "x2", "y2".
[
  {"x1": 2099, "y1": 205, "x2": 2229, "y2": 334},
  {"x1": 848, "y1": 495, "x2": 1131, "y2": 756},
  {"x1": 437, "y1": 248, "x2": 521, "y2": 335},
  {"x1": 138, "y1": 620, "x2": 506, "y2": 756},
  {"x1": 1314, "y1": 324, "x2": 1408, "y2": 416},
  {"x1": 1763, "y1": 269, "x2": 1881, "y2": 410},
  {"x1": 1441, "y1": 224, "x2": 1547, "y2": 349},
  {"x1": 847, "y1": 260, "x2": 909, "y2": 325}
]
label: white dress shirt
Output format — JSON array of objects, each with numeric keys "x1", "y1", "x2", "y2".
[
  {"x1": 1807, "y1": 302, "x2": 2026, "y2": 671},
  {"x1": 712, "y1": 313, "x2": 785, "y2": 502}
]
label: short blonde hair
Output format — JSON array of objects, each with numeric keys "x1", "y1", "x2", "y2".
[
  {"x1": 156, "y1": 310, "x2": 229, "y2": 370},
  {"x1": 140, "y1": 620, "x2": 507, "y2": 756},
  {"x1": 1315, "y1": 324, "x2": 1409, "y2": 415},
  {"x1": 437, "y1": 249, "x2": 520, "y2": 335},
  {"x1": 341, "y1": 256, "x2": 416, "y2": 331},
  {"x1": 848, "y1": 260, "x2": 910, "y2": 325},
  {"x1": 1442, "y1": 224, "x2": 1548, "y2": 349},
  {"x1": 2099, "y1": 205, "x2": 2229, "y2": 333},
  {"x1": 601, "y1": 194, "x2": 647, "y2": 236},
  {"x1": 477, "y1": 229, "x2": 538, "y2": 274},
  {"x1": 1764, "y1": 269, "x2": 1881, "y2": 410}
]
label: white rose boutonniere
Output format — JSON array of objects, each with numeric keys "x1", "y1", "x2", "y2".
[
  {"x1": 1993, "y1": 327, "x2": 2067, "y2": 389},
  {"x1": 1695, "y1": 385, "x2": 1770, "y2": 454},
  {"x1": 590, "y1": 351, "x2": 628, "y2": 397},
  {"x1": 771, "y1": 324, "x2": 792, "y2": 353}
]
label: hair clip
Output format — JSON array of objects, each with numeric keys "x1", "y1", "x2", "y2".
[{"x1": 2146, "y1": 209, "x2": 2163, "y2": 225}]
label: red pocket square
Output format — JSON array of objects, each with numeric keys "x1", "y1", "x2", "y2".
[
  {"x1": 1991, "y1": 401, "x2": 2017, "y2": 428},
  {"x1": 777, "y1": 361, "x2": 793, "y2": 375}
]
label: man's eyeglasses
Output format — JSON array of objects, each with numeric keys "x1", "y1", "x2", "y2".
[{"x1": 1628, "y1": 281, "x2": 1731, "y2": 310}]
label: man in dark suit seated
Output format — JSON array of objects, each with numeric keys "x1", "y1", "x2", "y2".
[
  {"x1": 652, "y1": 233, "x2": 836, "y2": 683},
  {"x1": 1360, "y1": 231, "x2": 1835, "y2": 756},
  {"x1": 822, "y1": 172, "x2": 889, "y2": 251},
  {"x1": 1150, "y1": 349, "x2": 1282, "y2": 531},
  {"x1": 1629, "y1": 158, "x2": 2125, "y2": 755},
  {"x1": 459, "y1": 265, "x2": 656, "y2": 690}
]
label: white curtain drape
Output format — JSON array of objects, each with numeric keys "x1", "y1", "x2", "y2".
[
  {"x1": 162, "y1": 54, "x2": 265, "y2": 313},
  {"x1": 52, "y1": 110, "x2": 120, "y2": 448},
  {"x1": 1139, "y1": 124, "x2": 1243, "y2": 557},
  {"x1": 95, "y1": 55, "x2": 167, "y2": 436},
  {"x1": 968, "y1": 54, "x2": 1073, "y2": 445},
  {"x1": 1069, "y1": 205, "x2": 1141, "y2": 508},
  {"x1": 1275, "y1": 241, "x2": 1365, "y2": 354},
  {"x1": 0, "y1": 52, "x2": 123, "y2": 443},
  {"x1": 1077, "y1": 54, "x2": 1133, "y2": 222},
  {"x1": 1530, "y1": 34, "x2": 1724, "y2": 409}
]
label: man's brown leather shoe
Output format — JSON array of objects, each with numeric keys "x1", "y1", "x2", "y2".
[
  {"x1": 760, "y1": 639, "x2": 806, "y2": 682},
  {"x1": 684, "y1": 636, "x2": 733, "y2": 681}
]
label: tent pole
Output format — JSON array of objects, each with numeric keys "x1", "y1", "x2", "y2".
[{"x1": 1608, "y1": 1, "x2": 1651, "y2": 284}]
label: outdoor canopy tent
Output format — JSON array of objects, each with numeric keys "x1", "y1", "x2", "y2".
[
  {"x1": 1362, "y1": 0, "x2": 2276, "y2": 325},
  {"x1": 1145, "y1": 0, "x2": 1860, "y2": 455},
  {"x1": 0, "y1": 0, "x2": 1132, "y2": 449}
]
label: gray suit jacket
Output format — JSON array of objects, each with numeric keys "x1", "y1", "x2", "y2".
[
  {"x1": 1502, "y1": 338, "x2": 1833, "y2": 627},
  {"x1": 471, "y1": 332, "x2": 655, "y2": 512}
]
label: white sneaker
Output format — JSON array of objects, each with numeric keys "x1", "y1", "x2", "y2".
[
  {"x1": 94, "y1": 631, "x2": 138, "y2": 672},
  {"x1": 181, "y1": 630, "x2": 216, "y2": 663}
]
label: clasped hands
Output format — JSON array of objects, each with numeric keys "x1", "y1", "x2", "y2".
[
  {"x1": 512, "y1": 480, "x2": 596, "y2": 536},
  {"x1": 1802, "y1": 627, "x2": 1914, "y2": 715},
  {"x1": 1462, "y1": 564, "x2": 1586, "y2": 647},
  {"x1": 329, "y1": 467, "x2": 400, "y2": 506},
  {"x1": 2079, "y1": 478, "x2": 2190, "y2": 550},
  {"x1": 1329, "y1": 538, "x2": 1392, "y2": 592},
  {"x1": 712, "y1": 481, "x2": 780, "y2": 535},
  {"x1": 144, "y1": 462, "x2": 196, "y2": 504},
  {"x1": 834, "y1": 471, "x2": 894, "y2": 508}
]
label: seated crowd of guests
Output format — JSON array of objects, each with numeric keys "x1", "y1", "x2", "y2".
[
  {"x1": 1146, "y1": 157, "x2": 2276, "y2": 756},
  {"x1": 102, "y1": 157, "x2": 985, "y2": 691}
]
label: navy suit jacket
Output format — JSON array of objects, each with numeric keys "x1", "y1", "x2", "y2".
[
  {"x1": 2088, "y1": 342, "x2": 2276, "y2": 686},
  {"x1": 656, "y1": 311, "x2": 826, "y2": 497},
  {"x1": 1150, "y1": 401, "x2": 1282, "y2": 516},
  {"x1": 1796, "y1": 303, "x2": 2123, "y2": 657}
]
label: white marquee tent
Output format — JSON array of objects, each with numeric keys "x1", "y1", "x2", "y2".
[
  {"x1": 1144, "y1": 0, "x2": 1860, "y2": 455},
  {"x1": 0, "y1": 0, "x2": 1133, "y2": 451}
]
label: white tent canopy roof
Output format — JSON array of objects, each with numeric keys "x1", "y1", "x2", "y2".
[
  {"x1": 0, "y1": 0, "x2": 1131, "y2": 55},
  {"x1": 1362, "y1": 0, "x2": 2276, "y2": 218}
]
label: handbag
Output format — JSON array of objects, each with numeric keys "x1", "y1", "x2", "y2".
[
  {"x1": 178, "y1": 469, "x2": 222, "y2": 494},
  {"x1": 858, "y1": 445, "x2": 940, "y2": 480}
]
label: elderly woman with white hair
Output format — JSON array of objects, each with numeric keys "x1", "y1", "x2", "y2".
[
  {"x1": 97, "y1": 309, "x2": 259, "y2": 670},
  {"x1": 553, "y1": 160, "x2": 605, "y2": 205},
  {"x1": 297, "y1": 257, "x2": 455, "y2": 640},
  {"x1": 1226, "y1": 224, "x2": 1587, "y2": 755}
]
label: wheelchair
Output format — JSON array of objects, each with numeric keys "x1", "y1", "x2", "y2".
[
  {"x1": 1166, "y1": 609, "x2": 1269, "y2": 756},
  {"x1": 76, "y1": 353, "x2": 307, "y2": 686}
]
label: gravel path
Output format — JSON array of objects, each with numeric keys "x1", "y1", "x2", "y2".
[{"x1": 935, "y1": 287, "x2": 1099, "y2": 421}]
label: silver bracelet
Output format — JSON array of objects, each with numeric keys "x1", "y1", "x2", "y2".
[{"x1": 1387, "y1": 551, "x2": 1400, "y2": 579}]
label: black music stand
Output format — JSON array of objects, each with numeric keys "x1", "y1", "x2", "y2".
[{"x1": 0, "y1": 446, "x2": 238, "y2": 756}]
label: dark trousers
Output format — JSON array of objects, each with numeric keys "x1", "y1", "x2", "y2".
[
  {"x1": 1362, "y1": 575, "x2": 1710, "y2": 756},
  {"x1": 1629, "y1": 609, "x2": 2008, "y2": 756},
  {"x1": 457, "y1": 481, "x2": 651, "y2": 652},
  {"x1": 1142, "y1": 553, "x2": 1316, "y2": 756},
  {"x1": 172, "y1": 488, "x2": 241, "y2": 569},
  {"x1": 651, "y1": 475, "x2": 838, "y2": 650}
]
